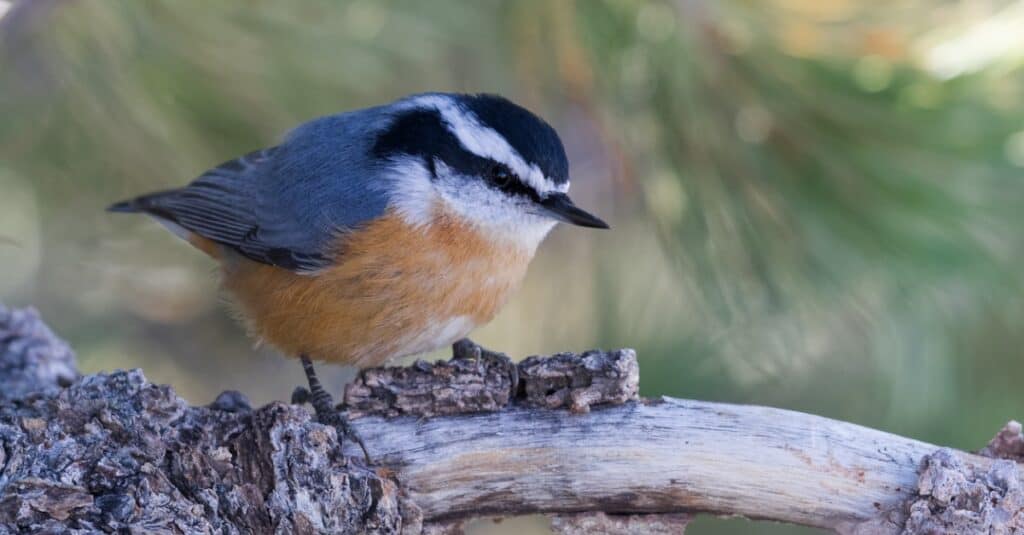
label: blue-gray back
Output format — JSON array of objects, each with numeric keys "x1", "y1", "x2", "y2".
[{"x1": 112, "y1": 105, "x2": 396, "y2": 272}]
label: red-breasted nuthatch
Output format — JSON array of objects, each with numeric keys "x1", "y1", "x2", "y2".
[{"x1": 110, "y1": 93, "x2": 608, "y2": 453}]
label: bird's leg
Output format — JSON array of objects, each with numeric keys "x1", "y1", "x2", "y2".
[
  {"x1": 291, "y1": 355, "x2": 371, "y2": 464},
  {"x1": 451, "y1": 338, "x2": 519, "y2": 396}
]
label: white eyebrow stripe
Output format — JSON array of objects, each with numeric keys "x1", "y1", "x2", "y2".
[{"x1": 407, "y1": 95, "x2": 566, "y2": 195}]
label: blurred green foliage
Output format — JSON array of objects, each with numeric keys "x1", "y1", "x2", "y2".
[{"x1": 1, "y1": 1, "x2": 1023, "y2": 533}]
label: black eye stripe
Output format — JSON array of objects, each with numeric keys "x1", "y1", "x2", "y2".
[
  {"x1": 374, "y1": 107, "x2": 542, "y2": 202},
  {"x1": 489, "y1": 163, "x2": 540, "y2": 202}
]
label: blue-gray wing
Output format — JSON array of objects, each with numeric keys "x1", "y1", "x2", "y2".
[{"x1": 109, "y1": 110, "x2": 393, "y2": 272}]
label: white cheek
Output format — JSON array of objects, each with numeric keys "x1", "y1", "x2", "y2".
[
  {"x1": 381, "y1": 157, "x2": 557, "y2": 252},
  {"x1": 432, "y1": 166, "x2": 557, "y2": 252},
  {"x1": 379, "y1": 156, "x2": 438, "y2": 228}
]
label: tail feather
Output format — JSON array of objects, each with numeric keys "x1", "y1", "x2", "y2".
[
  {"x1": 107, "y1": 199, "x2": 140, "y2": 213},
  {"x1": 107, "y1": 190, "x2": 179, "y2": 217}
]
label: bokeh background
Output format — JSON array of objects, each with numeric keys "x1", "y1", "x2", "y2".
[{"x1": 2, "y1": 1, "x2": 1023, "y2": 533}]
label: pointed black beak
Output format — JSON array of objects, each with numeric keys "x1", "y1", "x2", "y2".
[{"x1": 538, "y1": 193, "x2": 610, "y2": 229}]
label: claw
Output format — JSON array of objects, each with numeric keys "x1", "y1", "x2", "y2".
[
  {"x1": 298, "y1": 356, "x2": 372, "y2": 464},
  {"x1": 317, "y1": 408, "x2": 371, "y2": 465}
]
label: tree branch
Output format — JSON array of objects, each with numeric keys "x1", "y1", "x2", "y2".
[{"x1": 1, "y1": 304, "x2": 1021, "y2": 534}]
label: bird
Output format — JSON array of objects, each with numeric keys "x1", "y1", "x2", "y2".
[{"x1": 109, "y1": 92, "x2": 609, "y2": 457}]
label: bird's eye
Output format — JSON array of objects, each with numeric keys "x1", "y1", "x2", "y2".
[
  {"x1": 491, "y1": 165, "x2": 515, "y2": 187},
  {"x1": 487, "y1": 163, "x2": 539, "y2": 201}
]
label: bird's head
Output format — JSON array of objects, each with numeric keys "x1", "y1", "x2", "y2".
[{"x1": 372, "y1": 93, "x2": 608, "y2": 249}]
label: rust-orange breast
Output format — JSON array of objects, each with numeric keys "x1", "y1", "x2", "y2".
[{"x1": 219, "y1": 208, "x2": 534, "y2": 367}]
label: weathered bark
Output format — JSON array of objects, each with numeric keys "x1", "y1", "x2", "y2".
[
  {"x1": 0, "y1": 305, "x2": 77, "y2": 402},
  {"x1": 897, "y1": 446, "x2": 1023, "y2": 534},
  {"x1": 343, "y1": 349, "x2": 639, "y2": 418},
  {"x1": 0, "y1": 304, "x2": 1022, "y2": 534}
]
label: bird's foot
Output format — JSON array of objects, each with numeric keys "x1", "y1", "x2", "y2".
[
  {"x1": 295, "y1": 356, "x2": 372, "y2": 464},
  {"x1": 452, "y1": 338, "x2": 519, "y2": 395}
]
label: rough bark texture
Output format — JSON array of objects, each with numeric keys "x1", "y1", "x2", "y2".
[
  {"x1": 343, "y1": 355, "x2": 517, "y2": 419},
  {"x1": 901, "y1": 448, "x2": 1023, "y2": 534},
  {"x1": 344, "y1": 349, "x2": 638, "y2": 418},
  {"x1": 0, "y1": 370, "x2": 405, "y2": 534},
  {"x1": 516, "y1": 351, "x2": 639, "y2": 413},
  {"x1": 0, "y1": 305, "x2": 639, "y2": 534},
  {"x1": 981, "y1": 420, "x2": 1024, "y2": 462},
  {"x1": 0, "y1": 304, "x2": 406, "y2": 534},
  {"x1": 1, "y1": 303, "x2": 1022, "y2": 534},
  {"x1": 0, "y1": 306, "x2": 77, "y2": 402}
]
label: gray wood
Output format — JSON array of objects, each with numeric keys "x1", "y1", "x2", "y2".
[{"x1": 349, "y1": 399, "x2": 988, "y2": 531}]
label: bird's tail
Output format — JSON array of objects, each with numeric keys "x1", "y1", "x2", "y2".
[
  {"x1": 107, "y1": 199, "x2": 141, "y2": 213},
  {"x1": 107, "y1": 189, "x2": 181, "y2": 216}
]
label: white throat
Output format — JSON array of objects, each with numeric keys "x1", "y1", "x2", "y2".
[{"x1": 380, "y1": 156, "x2": 557, "y2": 253}]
